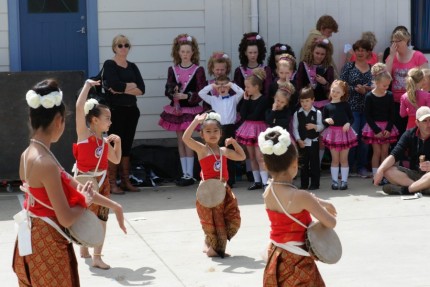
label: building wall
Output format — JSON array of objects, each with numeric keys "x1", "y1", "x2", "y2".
[{"x1": 0, "y1": 0, "x2": 9, "y2": 72}]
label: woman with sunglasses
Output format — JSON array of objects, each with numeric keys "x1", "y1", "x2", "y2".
[{"x1": 103, "y1": 34, "x2": 145, "y2": 194}]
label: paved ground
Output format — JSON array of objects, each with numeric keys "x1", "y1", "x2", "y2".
[{"x1": 1, "y1": 173, "x2": 430, "y2": 287}]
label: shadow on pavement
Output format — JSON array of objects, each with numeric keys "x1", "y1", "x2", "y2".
[{"x1": 211, "y1": 255, "x2": 266, "y2": 274}]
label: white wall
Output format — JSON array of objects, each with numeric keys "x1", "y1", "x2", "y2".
[{"x1": 0, "y1": 0, "x2": 9, "y2": 72}]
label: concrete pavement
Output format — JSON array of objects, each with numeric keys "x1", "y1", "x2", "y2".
[{"x1": 1, "y1": 174, "x2": 430, "y2": 287}]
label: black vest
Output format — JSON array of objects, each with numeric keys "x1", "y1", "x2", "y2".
[{"x1": 298, "y1": 110, "x2": 319, "y2": 140}]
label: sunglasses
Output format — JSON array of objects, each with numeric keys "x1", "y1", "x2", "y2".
[{"x1": 117, "y1": 43, "x2": 130, "y2": 49}]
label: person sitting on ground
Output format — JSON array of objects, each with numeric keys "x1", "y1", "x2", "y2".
[{"x1": 374, "y1": 106, "x2": 430, "y2": 195}]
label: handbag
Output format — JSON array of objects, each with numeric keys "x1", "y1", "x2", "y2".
[
  {"x1": 88, "y1": 67, "x2": 111, "y2": 106},
  {"x1": 196, "y1": 146, "x2": 226, "y2": 208},
  {"x1": 270, "y1": 182, "x2": 342, "y2": 264}
]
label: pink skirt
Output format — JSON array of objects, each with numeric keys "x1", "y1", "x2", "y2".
[
  {"x1": 362, "y1": 121, "x2": 399, "y2": 144},
  {"x1": 236, "y1": 120, "x2": 268, "y2": 146},
  {"x1": 321, "y1": 126, "x2": 358, "y2": 151},
  {"x1": 159, "y1": 104, "x2": 204, "y2": 131}
]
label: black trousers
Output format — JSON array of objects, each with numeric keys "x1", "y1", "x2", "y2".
[
  {"x1": 299, "y1": 141, "x2": 320, "y2": 188},
  {"x1": 221, "y1": 124, "x2": 237, "y2": 185},
  {"x1": 109, "y1": 105, "x2": 140, "y2": 157}
]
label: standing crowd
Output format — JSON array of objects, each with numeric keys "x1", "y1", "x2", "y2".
[{"x1": 12, "y1": 14, "x2": 430, "y2": 287}]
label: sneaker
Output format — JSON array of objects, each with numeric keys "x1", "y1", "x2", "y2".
[
  {"x1": 382, "y1": 184, "x2": 405, "y2": 195},
  {"x1": 331, "y1": 181, "x2": 339, "y2": 190},
  {"x1": 340, "y1": 181, "x2": 348, "y2": 190},
  {"x1": 358, "y1": 169, "x2": 372, "y2": 178},
  {"x1": 248, "y1": 182, "x2": 263, "y2": 190}
]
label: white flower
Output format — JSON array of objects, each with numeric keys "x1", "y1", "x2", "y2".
[
  {"x1": 256, "y1": 35, "x2": 262, "y2": 40},
  {"x1": 187, "y1": 36, "x2": 192, "y2": 42},
  {"x1": 260, "y1": 140, "x2": 274, "y2": 155},
  {"x1": 40, "y1": 93, "x2": 56, "y2": 109},
  {"x1": 206, "y1": 112, "x2": 221, "y2": 122},
  {"x1": 222, "y1": 54, "x2": 229, "y2": 59},
  {"x1": 84, "y1": 98, "x2": 99, "y2": 115},
  {"x1": 322, "y1": 38, "x2": 329, "y2": 44},
  {"x1": 26, "y1": 90, "x2": 41, "y2": 109},
  {"x1": 53, "y1": 91, "x2": 63, "y2": 106},
  {"x1": 273, "y1": 142, "x2": 288, "y2": 155},
  {"x1": 280, "y1": 45, "x2": 287, "y2": 50}
]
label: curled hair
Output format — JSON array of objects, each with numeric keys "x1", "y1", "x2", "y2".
[
  {"x1": 28, "y1": 79, "x2": 66, "y2": 131},
  {"x1": 371, "y1": 63, "x2": 392, "y2": 82},
  {"x1": 316, "y1": 15, "x2": 338, "y2": 33},
  {"x1": 268, "y1": 43, "x2": 296, "y2": 72},
  {"x1": 171, "y1": 34, "x2": 200, "y2": 65},
  {"x1": 246, "y1": 68, "x2": 266, "y2": 91},
  {"x1": 262, "y1": 131, "x2": 298, "y2": 173},
  {"x1": 112, "y1": 34, "x2": 131, "y2": 54},
  {"x1": 207, "y1": 51, "x2": 231, "y2": 77},
  {"x1": 303, "y1": 41, "x2": 333, "y2": 68},
  {"x1": 330, "y1": 80, "x2": 349, "y2": 102},
  {"x1": 299, "y1": 86, "x2": 315, "y2": 100},
  {"x1": 406, "y1": 68, "x2": 425, "y2": 105},
  {"x1": 85, "y1": 103, "x2": 110, "y2": 125},
  {"x1": 276, "y1": 82, "x2": 295, "y2": 99},
  {"x1": 238, "y1": 32, "x2": 267, "y2": 66},
  {"x1": 352, "y1": 39, "x2": 372, "y2": 52}
]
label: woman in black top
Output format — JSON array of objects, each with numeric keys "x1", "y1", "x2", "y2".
[{"x1": 104, "y1": 34, "x2": 145, "y2": 193}]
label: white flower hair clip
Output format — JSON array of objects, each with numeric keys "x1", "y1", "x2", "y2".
[
  {"x1": 222, "y1": 54, "x2": 229, "y2": 59},
  {"x1": 205, "y1": 112, "x2": 221, "y2": 123},
  {"x1": 84, "y1": 98, "x2": 99, "y2": 115},
  {"x1": 256, "y1": 34, "x2": 262, "y2": 40},
  {"x1": 26, "y1": 90, "x2": 63, "y2": 109},
  {"x1": 258, "y1": 126, "x2": 291, "y2": 156}
]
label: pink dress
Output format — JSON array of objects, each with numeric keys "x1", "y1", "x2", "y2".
[
  {"x1": 399, "y1": 90, "x2": 430, "y2": 129},
  {"x1": 390, "y1": 51, "x2": 428, "y2": 103}
]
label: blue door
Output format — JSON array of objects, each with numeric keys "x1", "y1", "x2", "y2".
[{"x1": 19, "y1": 0, "x2": 88, "y2": 74}]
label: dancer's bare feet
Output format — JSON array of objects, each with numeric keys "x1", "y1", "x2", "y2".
[
  {"x1": 206, "y1": 247, "x2": 219, "y2": 257},
  {"x1": 92, "y1": 254, "x2": 111, "y2": 270},
  {"x1": 80, "y1": 247, "x2": 91, "y2": 258}
]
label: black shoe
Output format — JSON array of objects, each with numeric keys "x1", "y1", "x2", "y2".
[
  {"x1": 340, "y1": 181, "x2": 348, "y2": 190},
  {"x1": 248, "y1": 182, "x2": 263, "y2": 190},
  {"x1": 308, "y1": 186, "x2": 319, "y2": 190},
  {"x1": 331, "y1": 181, "x2": 339, "y2": 190},
  {"x1": 176, "y1": 177, "x2": 195, "y2": 187}
]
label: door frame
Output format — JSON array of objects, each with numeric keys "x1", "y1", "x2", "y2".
[{"x1": 7, "y1": 0, "x2": 100, "y2": 76}]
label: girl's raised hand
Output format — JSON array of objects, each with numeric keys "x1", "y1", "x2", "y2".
[
  {"x1": 85, "y1": 79, "x2": 100, "y2": 87},
  {"x1": 195, "y1": 113, "x2": 207, "y2": 123},
  {"x1": 225, "y1": 137, "x2": 236, "y2": 147},
  {"x1": 106, "y1": 134, "x2": 121, "y2": 144}
]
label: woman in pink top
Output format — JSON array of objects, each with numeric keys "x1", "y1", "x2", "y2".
[
  {"x1": 400, "y1": 68, "x2": 430, "y2": 129},
  {"x1": 385, "y1": 29, "x2": 428, "y2": 136}
]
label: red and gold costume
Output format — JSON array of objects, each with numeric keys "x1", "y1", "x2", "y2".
[
  {"x1": 263, "y1": 209, "x2": 325, "y2": 287},
  {"x1": 196, "y1": 155, "x2": 241, "y2": 258},
  {"x1": 73, "y1": 136, "x2": 110, "y2": 221},
  {"x1": 13, "y1": 171, "x2": 86, "y2": 287}
]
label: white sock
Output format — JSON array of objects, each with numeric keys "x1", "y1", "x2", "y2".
[
  {"x1": 341, "y1": 167, "x2": 349, "y2": 182},
  {"x1": 180, "y1": 157, "x2": 187, "y2": 177},
  {"x1": 260, "y1": 171, "x2": 269, "y2": 185},
  {"x1": 252, "y1": 171, "x2": 262, "y2": 183},
  {"x1": 319, "y1": 149, "x2": 325, "y2": 164},
  {"x1": 372, "y1": 168, "x2": 378, "y2": 175},
  {"x1": 331, "y1": 167, "x2": 339, "y2": 183},
  {"x1": 246, "y1": 159, "x2": 252, "y2": 172},
  {"x1": 186, "y1": 157, "x2": 194, "y2": 178}
]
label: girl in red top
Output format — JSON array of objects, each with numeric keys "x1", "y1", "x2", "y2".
[
  {"x1": 74, "y1": 79, "x2": 123, "y2": 269},
  {"x1": 260, "y1": 126, "x2": 336, "y2": 287},
  {"x1": 182, "y1": 112, "x2": 245, "y2": 258},
  {"x1": 13, "y1": 79, "x2": 126, "y2": 287}
]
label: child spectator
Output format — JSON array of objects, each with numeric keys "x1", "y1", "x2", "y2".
[
  {"x1": 266, "y1": 82, "x2": 295, "y2": 130},
  {"x1": 293, "y1": 86, "x2": 324, "y2": 190}
]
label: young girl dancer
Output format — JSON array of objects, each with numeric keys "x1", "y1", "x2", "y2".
[
  {"x1": 268, "y1": 43, "x2": 296, "y2": 79},
  {"x1": 234, "y1": 32, "x2": 272, "y2": 96},
  {"x1": 159, "y1": 34, "x2": 207, "y2": 186},
  {"x1": 322, "y1": 80, "x2": 357, "y2": 190},
  {"x1": 182, "y1": 112, "x2": 245, "y2": 258},
  {"x1": 236, "y1": 68, "x2": 269, "y2": 190},
  {"x1": 363, "y1": 63, "x2": 399, "y2": 177},
  {"x1": 400, "y1": 68, "x2": 429, "y2": 129},
  {"x1": 74, "y1": 79, "x2": 122, "y2": 269},
  {"x1": 296, "y1": 40, "x2": 335, "y2": 164},
  {"x1": 259, "y1": 126, "x2": 336, "y2": 286},
  {"x1": 13, "y1": 79, "x2": 126, "y2": 286},
  {"x1": 266, "y1": 82, "x2": 296, "y2": 130},
  {"x1": 268, "y1": 56, "x2": 296, "y2": 104}
]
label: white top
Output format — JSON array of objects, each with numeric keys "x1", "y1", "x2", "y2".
[
  {"x1": 198, "y1": 83, "x2": 244, "y2": 125},
  {"x1": 292, "y1": 107, "x2": 324, "y2": 146}
]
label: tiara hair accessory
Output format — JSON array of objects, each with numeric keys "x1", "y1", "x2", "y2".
[
  {"x1": 258, "y1": 126, "x2": 291, "y2": 155},
  {"x1": 278, "y1": 53, "x2": 295, "y2": 63},
  {"x1": 275, "y1": 45, "x2": 287, "y2": 52},
  {"x1": 26, "y1": 90, "x2": 63, "y2": 109},
  {"x1": 178, "y1": 36, "x2": 193, "y2": 43},
  {"x1": 247, "y1": 34, "x2": 262, "y2": 41},
  {"x1": 205, "y1": 112, "x2": 221, "y2": 123},
  {"x1": 84, "y1": 99, "x2": 99, "y2": 115}
]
